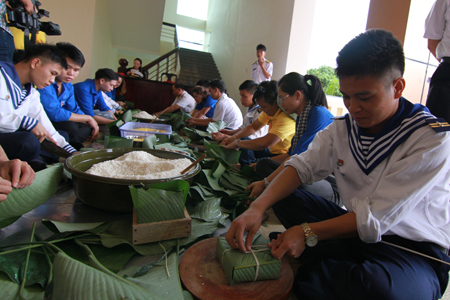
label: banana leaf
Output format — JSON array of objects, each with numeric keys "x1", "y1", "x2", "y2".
[
  {"x1": 187, "y1": 197, "x2": 222, "y2": 222},
  {"x1": 100, "y1": 218, "x2": 221, "y2": 256},
  {"x1": 146, "y1": 180, "x2": 190, "y2": 204},
  {"x1": 0, "y1": 164, "x2": 63, "y2": 229},
  {"x1": 121, "y1": 110, "x2": 133, "y2": 123},
  {"x1": 220, "y1": 172, "x2": 250, "y2": 191},
  {"x1": 0, "y1": 250, "x2": 49, "y2": 287},
  {"x1": 0, "y1": 273, "x2": 44, "y2": 300},
  {"x1": 155, "y1": 133, "x2": 170, "y2": 143},
  {"x1": 204, "y1": 139, "x2": 240, "y2": 165},
  {"x1": 183, "y1": 127, "x2": 212, "y2": 141},
  {"x1": 51, "y1": 252, "x2": 157, "y2": 300},
  {"x1": 125, "y1": 253, "x2": 184, "y2": 300},
  {"x1": 142, "y1": 135, "x2": 157, "y2": 149},
  {"x1": 216, "y1": 236, "x2": 281, "y2": 285},
  {"x1": 154, "y1": 143, "x2": 194, "y2": 157},
  {"x1": 130, "y1": 187, "x2": 185, "y2": 223},
  {"x1": 107, "y1": 119, "x2": 124, "y2": 137},
  {"x1": 104, "y1": 136, "x2": 134, "y2": 148},
  {"x1": 211, "y1": 161, "x2": 227, "y2": 178},
  {"x1": 199, "y1": 170, "x2": 237, "y2": 196},
  {"x1": 188, "y1": 184, "x2": 217, "y2": 202},
  {"x1": 206, "y1": 120, "x2": 226, "y2": 133}
]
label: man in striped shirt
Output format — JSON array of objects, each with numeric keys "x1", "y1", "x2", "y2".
[{"x1": 0, "y1": 43, "x2": 76, "y2": 170}]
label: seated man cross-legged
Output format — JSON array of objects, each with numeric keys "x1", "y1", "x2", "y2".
[
  {"x1": 226, "y1": 29, "x2": 450, "y2": 300},
  {"x1": 186, "y1": 79, "x2": 243, "y2": 131},
  {"x1": 156, "y1": 82, "x2": 196, "y2": 116},
  {"x1": 74, "y1": 68, "x2": 118, "y2": 125},
  {"x1": 38, "y1": 42, "x2": 99, "y2": 150},
  {"x1": 212, "y1": 80, "x2": 268, "y2": 142}
]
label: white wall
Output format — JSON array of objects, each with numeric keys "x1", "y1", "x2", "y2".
[
  {"x1": 206, "y1": 0, "x2": 296, "y2": 111},
  {"x1": 42, "y1": 0, "x2": 165, "y2": 81}
]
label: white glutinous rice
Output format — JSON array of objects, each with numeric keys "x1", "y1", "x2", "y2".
[
  {"x1": 132, "y1": 111, "x2": 157, "y2": 119},
  {"x1": 85, "y1": 151, "x2": 192, "y2": 179}
]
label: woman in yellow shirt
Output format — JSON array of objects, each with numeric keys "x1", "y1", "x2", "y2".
[{"x1": 222, "y1": 80, "x2": 295, "y2": 166}]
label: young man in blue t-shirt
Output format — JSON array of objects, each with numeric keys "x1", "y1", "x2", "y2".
[{"x1": 39, "y1": 43, "x2": 99, "y2": 150}]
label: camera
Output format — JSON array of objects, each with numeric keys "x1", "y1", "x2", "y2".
[{"x1": 6, "y1": 0, "x2": 61, "y2": 36}]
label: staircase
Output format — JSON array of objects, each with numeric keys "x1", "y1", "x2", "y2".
[{"x1": 178, "y1": 48, "x2": 221, "y2": 86}]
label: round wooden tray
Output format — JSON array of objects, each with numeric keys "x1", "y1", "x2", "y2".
[{"x1": 180, "y1": 237, "x2": 293, "y2": 300}]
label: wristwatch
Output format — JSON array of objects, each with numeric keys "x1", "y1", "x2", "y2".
[
  {"x1": 234, "y1": 139, "x2": 240, "y2": 149},
  {"x1": 300, "y1": 222, "x2": 318, "y2": 247}
]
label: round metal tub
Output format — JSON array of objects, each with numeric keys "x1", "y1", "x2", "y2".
[{"x1": 64, "y1": 148, "x2": 200, "y2": 213}]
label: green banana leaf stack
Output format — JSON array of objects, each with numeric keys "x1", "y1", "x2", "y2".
[{"x1": 216, "y1": 236, "x2": 281, "y2": 285}]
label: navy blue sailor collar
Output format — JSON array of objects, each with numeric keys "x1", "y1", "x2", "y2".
[
  {"x1": 345, "y1": 97, "x2": 434, "y2": 175},
  {"x1": 0, "y1": 61, "x2": 32, "y2": 109}
]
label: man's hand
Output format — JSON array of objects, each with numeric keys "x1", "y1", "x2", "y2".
[
  {"x1": 31, "y1": 123, "x2": 58, "y2": 145},
  {"x1": 108, "y1": 111, "x2": 117, "y2": 120},
  {"x1": 0, "y1": 177, "x2": 12, "y2": 202},
  {"x1": 258, "y1": 58, "x2": 265, "y2": 68},
  {"x1": 225, "y1": 206, "x2": 264, "y2": 253},
  {"x1": 185, "y1": 119, "x2": 196, "y2": 127},
  {"x1": 211, "y1": 132, "x2": 228, "y2": 142},
  {"x1": 268, "y1": 225, "x2": 306, "y2": 260},
  {"x1": 220, "y1": 136, "x2": 236, "y2": 146},
  {"x1": 246, "y1": 180, "x2": 266, "y2": 198},
  {"x1": 86, "y1": 116, "x2": 99, "y2": 140},
  {"x1": 0, "y1": 159, "x2": 35, "y2": 189},
  {"x1": 117, "y1": 101, "x2": 126, "y2": 107},
  {"x1": 20, "y1": 0, "x2": 35, "y2": 14}
]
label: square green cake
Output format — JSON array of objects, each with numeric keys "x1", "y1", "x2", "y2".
[{"x1": 215, "y1": 236, "x2": 281, "y2": 285}]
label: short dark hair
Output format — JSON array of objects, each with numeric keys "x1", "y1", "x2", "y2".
[
  {"x1": 253, "y1": 80, "x2": 278, "y2": 105},
  {"x1": 134, "y1": 58, "x2": 143, "y2": 69},
  {"x1": 209, "y1": 78, "x2": 226, "y2": 93},
  {"x1": 196, "y1": 79, "x2": 209, "y2": 88},
  {"x1": 95, "y1": 68, "x2": 118, "y2": 81},
  {"x1": 256, "y1": 44, "x2": 266, "y2": 52},
  {"x1": 239, "y1": 80, "x2": 258, "y2": 95},
  {"x1": 192, "y1": 85, "x2": 209, "y2": 98},
  {"x1": 22, "y1": 43, "x2": 67, "y2": 69},
  {"x1": 56, "y1": 42, "x2": 85, "y2": 68},
  {"x1": 173, "y1": 82, "x2": 186, "y2": 90},
  {"x1": 336, "y1": 29, "x2": 405, "y2": 80},
  {"x1": 279, "y1": 72, "x2": 328, "y2": 108}
]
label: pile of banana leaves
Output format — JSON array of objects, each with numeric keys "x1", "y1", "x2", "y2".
[{"x1": 0, "y1": 122, "x2": 260, "y2": 299}]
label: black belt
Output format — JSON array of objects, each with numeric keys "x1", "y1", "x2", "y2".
[{"x1": 441, "y1": 57, "x2": 450, "y2": 63}]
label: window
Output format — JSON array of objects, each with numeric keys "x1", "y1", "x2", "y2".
[
  {"x1": 177, "y1": 0, "x2": 209, "y2": 20},
  {"x1": 177, "y1": 26, "x2": 205, "y2": 51}
]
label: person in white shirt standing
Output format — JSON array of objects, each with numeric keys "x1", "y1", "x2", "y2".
[
  {"x1": 156, "y1": 82, "x2": 196, "y2": 115},
  {"x1": 251, "y1": 44, "x2": 273, "y2": 84},
  {"x1": 424, "y1": 0, "x2": 450, "y2": 122}
]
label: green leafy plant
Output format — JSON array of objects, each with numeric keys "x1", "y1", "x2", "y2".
[{"x1": 307, "y1": 65, "x2": 342, "y2": 97}]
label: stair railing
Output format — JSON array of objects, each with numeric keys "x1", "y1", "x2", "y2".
[{"x1": 142, "y1": 22, "x2": 180, "y2": 81}]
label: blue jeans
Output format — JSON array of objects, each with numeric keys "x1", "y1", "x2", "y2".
[{"x1": 0, "y1": 28, "x2": 15, "y2": 62}]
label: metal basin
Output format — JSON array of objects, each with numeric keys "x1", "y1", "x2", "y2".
[{"x1": 64, "y1": 148, "x2": 200, "y2": 213}]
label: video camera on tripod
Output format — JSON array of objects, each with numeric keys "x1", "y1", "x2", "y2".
[{"x1": 6, "y1": 0, "x2": 61, "y2": 36}]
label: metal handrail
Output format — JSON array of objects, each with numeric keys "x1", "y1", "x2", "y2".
[{"x1": 141, "y1": 22, "x2": 180, "y2": 80}]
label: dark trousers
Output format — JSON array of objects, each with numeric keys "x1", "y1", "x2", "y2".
[
  {"x1": 238, "y1": 138, "x2": 275, "y2": 166},
  {"x1": 273, "y1": 190, "x2": 450, "y2": 300},
  {"x1": 256, "y1": 158, "x2": 342, "y2": 205},
  {"x1": 426, "y1": 61, "x2": 450, "y2": 123},
  {"x1": 0, "y1": 131, "x2": 40, "y2": 162},
  {"x1": 52, "y1": 121, "x2": 91, "y2": 150}
]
